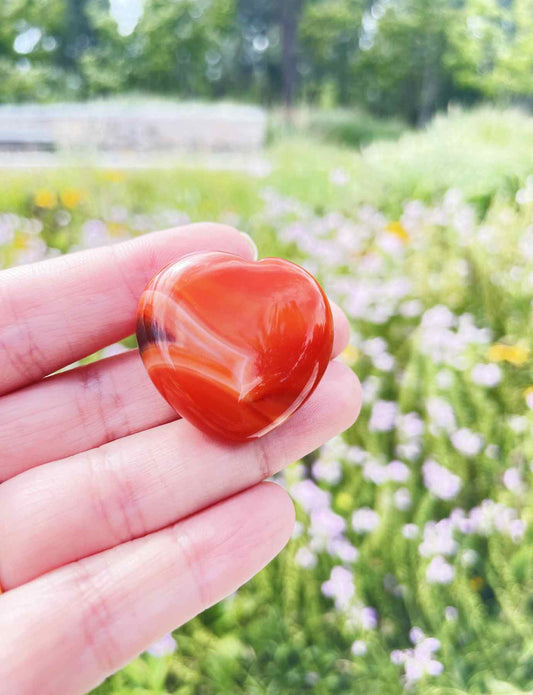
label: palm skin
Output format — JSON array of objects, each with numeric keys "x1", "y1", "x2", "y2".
[{"x1": 0, "y1": 224, "x2": 361, "y2": 695}]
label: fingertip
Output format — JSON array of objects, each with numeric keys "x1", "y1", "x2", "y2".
[
  {"x1": 330, "y1": 360, "x2": 362, "y2": 430},
  {"x1": 258, "y1": 482, "x2": 295, "y2": 546},
  {"x1": 330, "y1": 300, "x2": 351, "y2": 359},
  {"x1": 181, "y1": 223, "x2": 258, "y2": 261},
  {"x1": 140, "y1": 223, "x2": 258, "y2": 273}
]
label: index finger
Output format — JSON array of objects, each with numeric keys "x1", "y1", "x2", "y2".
[{"x1": 0, "y1": 224, "x2": 257, "y2": 396}]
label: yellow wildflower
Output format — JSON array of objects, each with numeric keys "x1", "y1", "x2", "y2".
[
  {"x1": 487, "y1": 344, "x2": 529, "y2": 366},
  {"x1": 104, "y1": 170, "x2": 125, "y2": 183},
  {"x1": 335, "y1": 491, "x2": 353, "y2": 513},
  {"x1": 60, "y1": 188, "x2": 86, "y2": 209},
  {"x1": 107, "y1": 222, "x2": 128, "y2": 238},
  {"x1": 13, "y1": 232, "x2": 28, "y2": 250},
  {"x1": 339, "y1": 344, "x2": 359, "y2": 365},
  {"x1": 385, "y1": 221, "x2": 410, "y2": 243},
  {"x1": 34, "y1": 189, "x2": 57, "y2": 209}
]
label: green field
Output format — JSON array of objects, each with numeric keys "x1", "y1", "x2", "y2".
[{"x1": 3, "y1": 106, "x2": 533, "y2": 694}]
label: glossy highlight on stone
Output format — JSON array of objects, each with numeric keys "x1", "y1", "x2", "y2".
[{"x1": 136, "y1": 251, "x2": 334, "y2": 441}]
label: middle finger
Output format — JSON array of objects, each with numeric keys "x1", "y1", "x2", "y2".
[{"x1": 0, "y1": 360, "x2": 361, "y2": 590}]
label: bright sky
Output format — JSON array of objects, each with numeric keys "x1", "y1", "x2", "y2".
[{"x1": 109, "y1": 0, "x2": 144, "y2": 36}]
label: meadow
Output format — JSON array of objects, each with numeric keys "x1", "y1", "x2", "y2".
[{"x1": 2, "y1": 106, "x2": 533, "y2": 694}]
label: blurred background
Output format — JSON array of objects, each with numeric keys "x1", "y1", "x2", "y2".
[{"x1": 3, "y1": 1, "x2": 533, "y2": 694}]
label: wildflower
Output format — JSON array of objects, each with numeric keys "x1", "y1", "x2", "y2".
[
  {"x1": 409, "y1": 627, "x2": 425, "y2": 644},
  {"x1": 55, "y1": 210, "x2": 71, "y2": 226},
  {"x1": 339, "y1": 344, "x2": 359, "y2": 365},
  {"x1": 60, "y1": 188, "x2": 86, "y2": 209},
  {"x1": 471, "y1": 363, "x2": 502, "y2": 387},
  {"x1": 508, "y1": 415, "x2": 528, "y2": 433},
  {"x1": 421, "y1": 305, "x2": 456, "y2": 329},
  {"x1": 503, "y1": 467, "x2": 525, "y2": 495},
  {"x1": 363, "y1": 459, "x2": 389, "y2": 485},
  {"x1": 402, "y1": 524, "x2": 419, "y2": 540},
  {"x1": 291, "y1": 521, "x2": 304, "y2": 539},
  {"x1": 396, "y1": 441, "x2": 422, "y2": 461},
  {"x1": 321, "y1": 566, "x2": 355, "y2": 610},
  {"x1": 327, "y1": 538, "x2": 359, "y2": 563},
  {"x1": 347, "y1": 605, "x2": 378, "y2": 630},
  {"x1": 387, "y1": 460, "x2": 410, "y2": 483},
  {"x1": 351, "y1": 640, "x2": 368, "y2": 656},
  {"x1": 459, "y1": 549, "x2": 478, "y2": 567},
  {"x1": 435, "y1": 369, "x2": 454, "y2": 389},
  {"x1": 386, "y1": 220, "x2": 410, "y2": 243},
  {"x1": 309, "y1": 508, "x2": 346, "y2": 543},
  {"x1": 321, "y1": 436, "x2": 349, "y2": 459},
  {"x1": 444, "y1": 606, "x2": 458, "y2": 621},
  {"x1": 399, "y1": 299, "x2": 423, "y2": 317},
  {"x1": 488, "y1": 344, "x2": 529, "y2": 366},
  {"x1": 419, "y1": 520, "x2": 458, "y2": 557},
  {"x1": 509, "y1": 519, "x2": 526, "y2": 542},
  {"x1": 146, "y1": 633, "x2": 177, "y2": 657},
  {"x1": 524, "y1": 387, "x2": 533, "y2": 409},
  {"x1": 361, "y1": 376, "x2": 380, "y2": 404},
  {"x1": 290, "y1": 480, "x2": 330, "y2": 513},
  {"x1": 426, "y1": 397, "x2": 456, "y2": 432},
  {"x1": 335, "y1": 491, "x2": 353, "y2": 512},
  {"x1": 352, "y1": 507, "x2": 380, "y2": 533},
  {"x1": 397, "y1": 412, "x2": 424, "y2": 439},
  {"x1": 391, "y1": 650, "x2": 406, "y2": 665},
  {"x1": 422, "y1": 460, "x2": 462, "y2": 500},
  {"x1": 426, "y1": 555, "x2": 454, "y2": 584},
  {"x1": 34, "y1": 189, "x2": 57, "y2": 209},
  {"x1": 104, "y1": 169, "x2": 126, "y2": 182},
  {"x1": 312, "y1": 458, "x2": 343, "y2": 485},
  {"x1": 394, "y1": 488, "x2": 412, "y2": 511},
  {"x1": 369, "y1": 400, "x2": 397, "y2": 432},
  {"x1": 81, "y1": 219, "x2": 109, "y2": 248},
  {"x1": 392, "y1": 636, "x2": 443, "y2": 686},
  {"x1": 295, "y1": 547, "x2": 318, "y2": 569},
  {"x1": 346, "y1": 446, "x2": 367, "y2": 465},
  {"x1": 329, "y1": 168, "x2": 349, "y2": 186},
  {"x1": 451, "y1": 428, "x2": 483, "y2": 456}
]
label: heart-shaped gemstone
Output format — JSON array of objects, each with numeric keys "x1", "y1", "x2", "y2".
[{"x1": 136, "y1": 251, "x2": 333, "y2": 441}]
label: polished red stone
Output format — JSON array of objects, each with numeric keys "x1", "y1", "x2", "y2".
[{"x1": 136, "y1": 251, "x2": 334, "y2": 441}]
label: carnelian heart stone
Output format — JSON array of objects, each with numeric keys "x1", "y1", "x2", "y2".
[{"x1": 136, "y1": 251, "x2": 334, "y2": 441}]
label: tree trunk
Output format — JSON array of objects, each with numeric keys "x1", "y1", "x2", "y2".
[{"x1": 280, "y1": 0, "x2": 302, "y2": 120}]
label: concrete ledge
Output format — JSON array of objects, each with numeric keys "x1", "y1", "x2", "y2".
[{"x1": 0, "y1": 101, "x2": 267, "y2": 152}]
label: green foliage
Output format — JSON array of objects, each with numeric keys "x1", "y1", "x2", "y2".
[
  {"x1": 447, "y1": 0, "x2": 533, "y2": 99},
  {"x1": 3, "y1": 0, "x2": 533, "y2": 123},
  {"x1": 307, "y1": 108, "x2": 406, "y2": 147},
  {"x1": 268, "y1": 106, "x2": 406, "y2": 148}
]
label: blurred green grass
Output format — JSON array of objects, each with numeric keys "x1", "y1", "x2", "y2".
[{"x1": 3, "y1": 106, "x2": 533, "y2": 694}]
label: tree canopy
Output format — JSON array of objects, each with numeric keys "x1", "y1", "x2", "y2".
[{"x1": 1, "y1": 0, "x2": 533, "y2": 123}]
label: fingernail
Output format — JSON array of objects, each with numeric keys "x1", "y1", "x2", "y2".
[{"x1": 240, "y1": 232, "x2": 258, "y2": 261}]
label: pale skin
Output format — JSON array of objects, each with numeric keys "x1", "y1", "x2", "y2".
[{"x1": 0, "y1": 224, "x2": 361, "y2": 695}]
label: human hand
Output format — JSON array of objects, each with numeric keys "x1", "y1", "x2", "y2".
[{"x1": 0, "y1": 224, "x2": 361, "y2": 695}]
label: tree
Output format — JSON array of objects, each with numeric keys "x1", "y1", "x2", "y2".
[
  {"x1": 299, "y1": 0, "x2": 365, "y2": 105},
  {"x1": 0, "y1": 0, "x2": 69, "y2": 102},
  {"x1": 132, "y1": 0, "x2": 238, "y2": 97},
  {"x1": 354, "y1": 0, "x2": 460, "y2": 124},
  {"x1": 447, "y1": 0, "x2": 533, "y2": 101}
]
